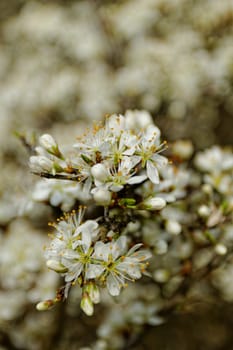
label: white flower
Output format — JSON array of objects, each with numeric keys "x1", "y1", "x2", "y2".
[
  {"x1": 61, "y1": 220, "x2": 99, "y2": 283},
  {"x1": 194, "y1": 146, "x2": 233, "y2": 173},
  {"x1": 91, "y1": 236, "x2": 151, "y2": 296},
  {"x1": 125, "y1": 110, "x2": 153, "y2": 130},
  {"x1": 73, "y1": 125, "x2": 109, "y2": 158},
  {"x1": 45, "y1": 209, "x2": 100, "y2": 285},
  {"x1": 104, "y1": 129, "x2": 139, "y2": 165},
  {"x1": 136, "y1": 125, "x2": 168, "y2": 184},
  {"x1": 32, "y1": 179, "x2": 82, "y2": 211},
  {"x1": 105, "y1": 157, "x2": 147, "y2": 192}
]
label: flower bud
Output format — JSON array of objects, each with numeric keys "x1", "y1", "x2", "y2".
[
  {"x1": 154, "y1": 240, "x2": 168, "y2": 255},
  {"x1": 143, "y1": 197, "x2": 166, "y2": 210},
  {"x1": 172, "y1": 140, "x2": 193, "y2": 160},
  {"x1": 40, "y1": 134, "x2": 57, "y2": 150},
  {"x1": 46, "y1": 260, "x2": 68, "y2": 273},
  {"x1": 39, "y1": 134, "x2": 62, "y2": 158},
  {"x1": 202, "y1": 184, "x2": 212, "y2": 195},
  {"x1": 91, "y1": 164, "x2": 108, "y2": 182},
  {"x1": 80, "y1": 292, "x2": 94, "y2": 316},
  {"x1": 198, "y1": 205, "x2": 211, "y2": 218},
  {"x1": 153, "y1": 269, "x2": 170, "y2": 283},
  {"x1": 215, "y1": 243, "x2": 227, "y2": 255},
  {"x1": 36, "y1": 300, "x2": 54, "y2": 311},
  {"x1": 118, "y1": 198, "x2": 136, "y2": 208},
  {"x1": 30, "y1": 155, "x2": 53, "y2": 172},
  {"x1": 165, "y1": 220, "x2": 182, "y2": 235},
  {"x1": 86, "y1": 283, "x2": 100, "y2": 304},
  {"x1": 93, "y1": 188, "x2": 112, "y2": 206}
]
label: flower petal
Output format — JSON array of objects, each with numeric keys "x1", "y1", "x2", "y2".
[
  {"x1": 106, "y1": 274, "x2": 122, "y2": 296},
  {"x1": 146, "y1": 160, "x2": 159, "y2": 184},
  {"x1": 86, "y1": 264, "x2": 105, "y2": 279}
]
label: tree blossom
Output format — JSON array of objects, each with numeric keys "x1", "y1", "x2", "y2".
[
  {"x1": 136, "y1": 125, "x2": 168, "y2": 184},
  {"x1": 91, "y1": 236, "x2": 151, "y2": 296}
]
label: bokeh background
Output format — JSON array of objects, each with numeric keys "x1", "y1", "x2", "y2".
[{"x1": 0, "y1": 1, "x2": 232, "y2": 349}]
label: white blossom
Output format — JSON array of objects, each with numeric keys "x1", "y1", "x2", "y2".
[
  {"x1": 136, "y1": 125, "x2": 168, "y2": 184},
  {"x1": 91, "y1": 236, "x2": 151, "y2": 296}
]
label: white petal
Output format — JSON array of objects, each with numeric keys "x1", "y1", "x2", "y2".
[
  {"x1": 106, "y1": 274, "x2": 121, "y2": 296},
  {"x1": 127, "y1": 243, "x2": 143, "y2": 255},
  {"x1": 118, "y1": 263, "x2": 141, "y2": 279},
  {"x1": 112, "y1": 236, "x2": 127, "y2": 260},
  {"x1": 127, "y1": 174, "x2": 147, "y2": 185},
  {"x1": 116, "y1": 236, "x2": 127, "y2": 253},
  {"x1": 93, "y1": 241, "x2": 109, "y2": 261},
  {"x1": 106, "y1": 114, "x2": 125, "y2": 136},
  {"x1": 145, "y1": 125, "x2": 161, "y2": 144},
  {"x1": 151, "y1": 154, "x2": 168, "y2": 169},
  {"x1": 75, "y1": 220, "x2": 98, "y2": 237},
  {"x1": 131, "y1": 249, "x2": 152, "y2": 261},
  {"x1": 146, "y1": 160, "x2": 159, "y2": 184},
  {"x1": 50, "y1": 191, "x2": 63, "y2": 206},
  {"x1": 109, "y1": 184, "x2": 124, "y2": 192},
  {"x1": 62, "y1": 249, "x2": 80, "y2": 260},
  {"x1": 64, "y1": 262, "x2": 83, "y2": 282},
  {"x1": 86, "y1": 264, "x2": 105, "y2": 279}
]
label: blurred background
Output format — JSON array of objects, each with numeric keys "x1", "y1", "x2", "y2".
[{"x1": 0, "y1": 0, "x2": 232, "y2": 349}]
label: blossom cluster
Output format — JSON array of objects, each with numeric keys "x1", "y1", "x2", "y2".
[
  {"x1": 38, "y1": 209, "x2": 151, "y2": 316},
  {"x1": 33, "y1": 112, "x2": 170, "y2": 315},
  {"x1": 30, "y1": 109, "x2": 233, "y2": 329},
  {"x1": 30, "y1": 113, "x2": 168, "y2": 210}
]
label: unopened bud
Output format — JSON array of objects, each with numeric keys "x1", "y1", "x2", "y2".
[
  {"x1": 86, "y1": 283, "x2": 100, "y2": 304},
  {"x1": 165, "y1": 220, "x2": 182, "y2": 235},
  {"x1": 172, "y1": 140, "x2": 193, "y2": 160},
  {"x1": 154, "y1": 240, "x2": 168, "y2": 255},
  {"x1": 40, "y1": 134, "x2": 57, "y2": 150},
  {"x1": 215, "y1": 243, "x2": 227, "y2": 255},
  {"x1": 143, "y1": 197, "x2": 166, "y2": 210},
  {"x1": 91, "y1": 164, "x2": 108, "y2": 182},
  {"x1": 80, "y1": 292, "x2": 94, "y2": 316},
  {"x1": 36, "y1": 299, "x2": 54, "y2": 311},
  {"x1": 118, "y1": 198, "x2": 136, "y2": 208},
  {"x1": 93, "y1": 188, "x2": 112, "y2": 206},
  {"x1": 153, "y1": 269, "x2": 170, "y2": 283},
  {"x1": 30, "y1": 155, "x2": 53, "y2": 172},
  {"x1": 46, "y1": 260, "x2": 68, "y2": 273},
  {"x1": 39, "y1": 134, "x2": 62, "y2": 157},
  {"x1": 198, "y1": 205, "x2": 211, "y2": 218},
  {"x1": 202, "y1": 184, "x2": 212, "y2": 195}
]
